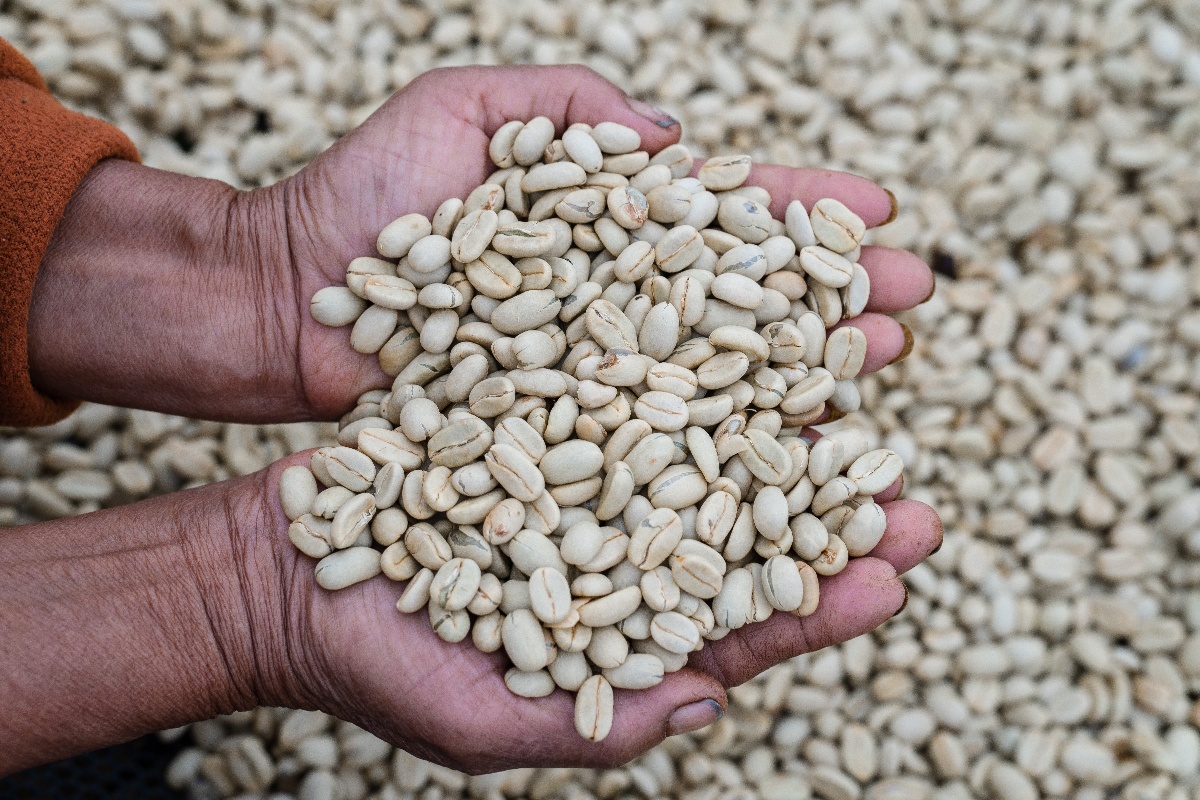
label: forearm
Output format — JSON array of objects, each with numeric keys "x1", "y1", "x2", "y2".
[
  {"x1": 27, "y1": 159, "x2": 301, "y2": 422},
  {"x1": 0, "y1": 472, "x2": 290, "y2": 776}
]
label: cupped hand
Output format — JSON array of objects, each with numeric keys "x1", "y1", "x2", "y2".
[
  {"x1": 246, "y1": 454, "x2": 939, "y2": 774},
  {"x1": 263, "y1": 63, "x2": 930, "y2": 420}
]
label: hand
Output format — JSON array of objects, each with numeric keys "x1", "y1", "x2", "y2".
[{"x1": 29, "y1": 64, "x2": 931, "y2": 424}]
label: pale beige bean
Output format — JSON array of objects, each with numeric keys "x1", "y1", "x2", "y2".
[
  {"x1": 404, "y1": 523, "x2": 452, "y2": 570},
  {"x1": 350, "y1": 305, "x2": 399, "y2": 355},
  {"x1": 502, "y1": 609, "x2": 549, "y2": 672},
  {"x1": 604, "y1": 653, "x2": 665, "y2": 690},
  {"x1": 841, "y1": 262, "x2": 871, "y2": 318},
  {"x1": 330, "y1": 492, "x2": 376, "y2": 549},
  {"x1": 595, "y1": 461, "x2": 635, "y2": 521},
  {"x1": 310, "y1": 286, "x2": 367, "y2": 327},
  {"x1": 807, "y1": 436, "x2": 845, "y2": 486},
  {"x1": 717, "y1": 194, "x2": 772, "y2": 244},
  {"x1": 697, "y1": 351, "x2": 750, "y2": 390},
  {"x1": 590, "y1": 122, "x2": 640, "y2": 154},
  {"x1": 427, "y1": 417, "x2": 493, "y2": 468},
  {"x1": 634, "y1": 391, "x2": 690, "y2": 432},
  {"x1": 490, "y1": 418, "x2": 544, "y2": 464},
  {"x1": 472, "y1": 611, "x2": 504, "y2": 653},
  {"x1": 480, "y1": 497, "x2": 524, "y2": 545},
  {"x1": 539, "y1": 440, "x2": 604, "y2": 485},
  {"x1": 654, "y1": 225, "x2": 704, "y2": 272},
  {"x1": 432, "y1": 197, "x2": 464, "y2": 237},
  {"x1": 377, "y1": 213, "x2": 432, "y2": 258},
  {"x1": 712, "y1": 567, "x2": 754, "y2": 629},
  {"x1": 812, "y1": 476, "x2": 857, "y2": 516},
  {"x1": 562, "y1": 127, "x2": 604, "y2": 172},
  {"x1": 647, "y1": 363, "x2": 699, "y2": 400},
  {"x1": 696, "y1": 490, "x2": 738, "y2": 549},
  {"x1": 506, "y1": 529, "x2": 569, "y2": 576},
  {"x1": 781, "y1": 368, "x2": 836, "y2": 415},
  {"x1": 492, "y1": 223, "x2": 557, "y2": 258},
  {"x1": 628, "y1": 507, "x2": 685, "y2": 570},
  {"x1": 785, "y1": 200, "x2": 817, "y2": 248},
  {"x1": 427, "y1": 557, "x2": 481, "y2": 612},
  {"x1": 485, "y1": 443, "x2": 546, "y2": 502},
  {"x1": 740, "y1": 429, "x2": 793, "y2": 486},
  {"x1": 521, "y1": 161, "x2": 587, "y2": 192},
  {"x1": 362, "y1": 275, "x2": 418, "y2": 311},
  {"x1": 650, "y1": 611, "x2": 701, "y2": 654},
  {"x1": 698, "y1": 154, "x2": 751, "y2": 191},
  {"x1": 314, "y1": 547, "x2": 381, "y2": 591},
  {"x1": 280, "y1": 466, "x2": 318, "y2": 521},
  {"x1": 762, "y1": 555, "x2": 806, "y2": 612},
  {"x1": 529, "y1": 566, "x2": 573, "y2": 625},
  {"x1": 585, "y1": 625, "x2": 630, "y2": 669},
  {"x1": 824, "y1": 326, "x2": 868, "y2": 381},
  {"x1": 708, "y1": 325, "x2": 770, "y2": 362},
  {"x1": 638, "y1": 303, "x2": 681, "y2": 362},
  {"x1": 394, "y1": 570, "x2": 435, "y2": 616},
  {"x1": 810, "y1": 197, "x2": 866, "y2": 253},
  {"x1": 641, "y1": 565, "x2": 681, "y2": 612},
  {"x1": 358, "y1": 428, "x2": 424, "y2": 471},
  {"x1": 490, "y1": 289, "x2": 561, "y2": 334},
  {"x1": 488, "y1": 120, "x2": 523, "y2": 168},
  {"x1": 811, "y1": 533, "x2": 849, "y2": 576},
  {"x1": 548, "y1": 651, "x2": 592, "y2": 691},
  {"x1": 710, "y1": 272, "x2": 764, "y2": 309},
  {"x1": 752, "y1": 485, "x2": 789, "y2": 540},
  {"x1": 561, "y1": 520, "x2": 605, "y2": 566},
  {"x1": 647, "y1": 464, "x2": 708, "y2": 510},
  {"x1": 842, "y1": 502, "x2": 888, "y2": 556},
  {"x1": 585, "y1": 299, "x2": 639, "y2": 351},
  {"x1": 669, "y1": 540, "x2": 725, "y2": 599},
  {"x1": 670, "y1": 274, "x2": 707, "y2": 327},
  {"x1": 504, "y1": 668, "x2": 554, "y2": 699},
  {"x1": 380, "y1": 541, "x2": 420, "y2": 582},
  {"x1": 324, "y1": 446, "x2": 376, "y2": 492},
  {"x1": 575, "y1": 675, "x2": 614, "y2": 742},
  {"x1": 799, "y1": 245, "x2": 854, "y2": 288},
  {"x1": 289, "y1": 514, "x2": 333, "y2": 559},
  {"x1": 847, "y1": 449, "x2": 905, "y2": 495},
  {"x1": 466, "y1": 252, "x2": 521, "y2": 299},
  {"x1": 449, "y1": 209, "x2": 498, "y2": 264},
  {"x1": 578, "y1": 586, "x2": 643, "y2": 627}
]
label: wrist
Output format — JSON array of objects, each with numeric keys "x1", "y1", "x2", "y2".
[
  {"x1": 27, "y1": 160, "x2": 307, "y2": 421},
  {"x1": 0, "y1": 464, "x2": 315, "y2": 775}
]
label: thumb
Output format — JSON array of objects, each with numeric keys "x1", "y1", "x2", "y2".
[{"x1": 416, "y1": 64, "x2": 681, "y2": 154}]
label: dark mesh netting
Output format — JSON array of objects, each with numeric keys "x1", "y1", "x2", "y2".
[{"x1": 0, "y1": 736, "x2": 185, "y2": 800}]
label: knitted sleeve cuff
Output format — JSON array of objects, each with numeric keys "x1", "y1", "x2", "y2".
[{"x1": 0, "y1": 40, "x2": 140, "y2": 426}]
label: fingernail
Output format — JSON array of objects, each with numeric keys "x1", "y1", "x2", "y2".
[
  {"x1": 920, "y1": 276, "x2": 936, "y2": 305},
  {"x1": 883, "y1": 189, "x2": 898, "y2": 225},
  {"x1": 894, "y1": 584, "x2": 909, "y2": 617},
  {"x1": 626, "y1": 97, "x2": 678, "y2": 128},
  {"x1": 667, "y1": 699, "x2": 723, "y2": 736},
  {"x1": 889, "y1": 324, "x2": 914, "y2": 365}
]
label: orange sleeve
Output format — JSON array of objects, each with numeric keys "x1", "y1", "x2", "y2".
[{"x1": 0, "y1": 39, "x2": 140, "y2": 427}]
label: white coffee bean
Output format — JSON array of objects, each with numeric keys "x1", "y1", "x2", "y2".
[
  {"x1": 575, "y1": 675, "x2": 615, "y2": 742},
  {"x1": 847, "y1": 449, "x2": 905, "y2": 495},
  {"x1": 314, "y1": 547, "x2": 381, "y2": 591}
]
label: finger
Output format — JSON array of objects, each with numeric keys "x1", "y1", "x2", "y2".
[
  {"x1": 831, "y1": 312, "x2": 909, "y2": 373},
  {"x1": 460, "y1": 666, "x2": 725, "y2": 770},
  {"x1": 691, "y1": 557, "x2": 904, "y2": 687},
  {"x1": 873, "y1": 475, "x2": 903, "y2": 504},
  {"x1": 740, "y1": 164, "x2": 894, "y2": 228},
  {"x1": 859, "y1": 246, "x2": 935, "y2": 313},
  {"x1": 423, "y1": 64, "x2": 682, "y2": 154},
  {"x1": 865, "y1": 499, "x2": 943, "y2": 575}
]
